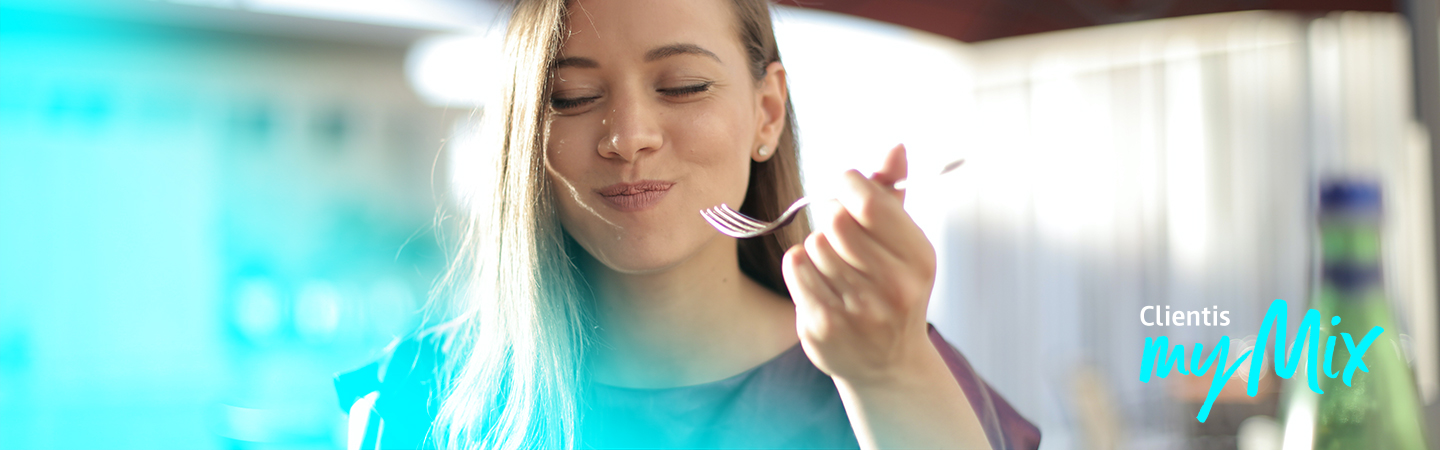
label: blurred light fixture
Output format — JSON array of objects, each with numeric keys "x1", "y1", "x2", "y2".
[
  {"x1": 1237, "y1": 415, "x2": 1283, "y2": 450},
  {"x1": 234, "y1": 279, "x2": 282, "y2": 341},
  {"x1": 406, "y1": 30, "x2": 505, "y2": 108},
  {"x1": 294, "y1": 281, "x2": 341, "y2": 341},
  {"x1": 162, "y1": 0, "x2": 498, "y2": 31}
]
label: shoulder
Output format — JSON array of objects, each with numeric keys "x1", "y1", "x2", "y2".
[
  {"x1": 334, "y1": 327, "x2": 457, "y2": 449},
  {"x1": 335, "y1": 327, "x2": 455, "y2": 410},
  {"x1": 926, "y1": 324, "x2": 1043, "y2": 450}
]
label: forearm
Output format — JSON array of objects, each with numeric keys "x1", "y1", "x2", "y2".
[{"x1": 833, "y1": 345, "x2": 992, "y2": 450}]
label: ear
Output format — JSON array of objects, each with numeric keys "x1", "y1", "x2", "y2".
[{"x1": 753, "y1": 61, "x2": 787, "y2": 162}]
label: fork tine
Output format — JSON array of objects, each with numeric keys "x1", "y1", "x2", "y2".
[
  {"x1": 715, "y1": 204, "x2": 768, "y2": 229},
  {"x1": 704, "y1": 206, "x2": 752, "y2": 230},
  {"x1": 709, "y1": 206, "x2": 764, "y2": 233},
  {"x1": 701, "y1": 209, "x2": 743, "y2": 237},
  {"x1": 703, "y1": 208, "x2": 758, "y2": 238}
]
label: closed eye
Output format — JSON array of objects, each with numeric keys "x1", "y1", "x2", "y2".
[
  {"x1": 659, "y1": 82, "x2": 713, "y2": 97},
  {"x1": 551, "y1": 96, "x2": 599, "y2": 111}
]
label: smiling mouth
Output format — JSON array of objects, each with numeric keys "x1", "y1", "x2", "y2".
[{"x1": 596, "y1": 180, "x2": 675, "y2": 212}]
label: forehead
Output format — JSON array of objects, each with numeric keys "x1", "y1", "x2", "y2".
[{"x1": 561, "y1": 0, "x2": 740, "y2": 60}]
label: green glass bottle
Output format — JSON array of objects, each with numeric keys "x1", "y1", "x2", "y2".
[{"x1": 1278, "y1": 179, "x2": 1428, "y2": 450}]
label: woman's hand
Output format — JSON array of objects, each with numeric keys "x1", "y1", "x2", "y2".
[
  {"x1": 781, "y1": 143, "x2": 938, "y2": 386},
  {"x1": 782, "y1": 144, "x2": 991, "y2": 450}
]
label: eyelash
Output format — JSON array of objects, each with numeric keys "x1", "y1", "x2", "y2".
[
  {"x1": 549, "y1": 82, "x2": 713, "y2": 111},
  {"x1": 659, "y1": 82, "x2": 713, "y2": 97},
  {"x1": 551, "y1": 96, "x2": 597, "y2": 110}
]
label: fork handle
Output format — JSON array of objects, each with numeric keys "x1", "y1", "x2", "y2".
[{"x1": 888, "y1": 158, "x2": 965, "y2": 191}]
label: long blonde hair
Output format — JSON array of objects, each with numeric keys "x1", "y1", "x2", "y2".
[{"x1": 429, "y1": 0, "x2": 807, "y2": 448}]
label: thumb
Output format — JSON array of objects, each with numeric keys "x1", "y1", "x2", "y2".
[{"x1": 870, "y1": 143, "x2": 908, "y2": 201}]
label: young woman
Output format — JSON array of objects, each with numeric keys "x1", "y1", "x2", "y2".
[{"x1": 334, "y1": 0, "x2": 1041, "y2": 449}]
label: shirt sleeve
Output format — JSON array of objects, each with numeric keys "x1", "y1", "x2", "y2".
[
  {"x1": 334, "y1": 331, "x2": 451, "y2": 450},
  {"x1": 928, "y1": 323, "x2": 1042, "y2": 450}
]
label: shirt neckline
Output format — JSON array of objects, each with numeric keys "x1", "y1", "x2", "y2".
[{"x1": 589, "y1": 340, "x2": 806, "y2": 392}]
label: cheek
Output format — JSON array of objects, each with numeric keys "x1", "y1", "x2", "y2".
[
  {"x1": 673, "y1": 108, "x2": 754, "y2": 200},
  {"x1": 546, "y1": 119, "x2": 599, "y2": 172},
  {"x1": 545, "y1": 116, "x2": 610, "y2": 194},
  {"x1": 545, "y1": 144, "x2": 585, "y2": 188},
  {"x1": 544, "y1": 126, "x2": 608, "y2": 234}
]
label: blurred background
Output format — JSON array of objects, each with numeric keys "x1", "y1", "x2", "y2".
[{"x1": 2, "y1": 0, "x2": 1438, "y2": 449}]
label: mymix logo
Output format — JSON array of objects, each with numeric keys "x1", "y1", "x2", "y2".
[{"x1": 1138, "y1": 299, "x2": 1385, "y2": 423}]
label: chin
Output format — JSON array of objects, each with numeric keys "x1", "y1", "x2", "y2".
[
  {"x1": 577, "y1": 229, "x2": 713, "y2": 275},
  {"x1": 590, "y1": 241, "x2": 691, "y2": 274},
  {"x1": 562, "y1": 200, "x2": 731, "y2": 275}
]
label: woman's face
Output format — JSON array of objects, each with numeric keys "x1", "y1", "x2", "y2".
[{"x1": 545, "y1": 0, "x2": 784, "y2": 273}]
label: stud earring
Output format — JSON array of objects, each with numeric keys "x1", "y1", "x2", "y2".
[{"x1": 757, "y1": 145, "x2": 771, "y2": 157}]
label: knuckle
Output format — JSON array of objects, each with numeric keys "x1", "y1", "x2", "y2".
[
  {"x1": 920, "y1": 243, "x2": 938, "y2": 274},
  {"x1": 855, "y1": 194, "x2": 883, "y2": 222},
  {"x1": 918, "y1": 253, "x2": 937, "y2": 276},
  {"x1": 804, "y1": 232, "x2": 825, "y2": 252},
  {"x1": 783, "y1": 245, "x2": 806, "y2": 264},
  {"x1": 828, "y1": 208, "x2": 851, "y2": 231}
]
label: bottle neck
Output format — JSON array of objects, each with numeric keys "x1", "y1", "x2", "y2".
[{"x1": 1319, "y1": 216, "x2": 1383, "y2": 295}]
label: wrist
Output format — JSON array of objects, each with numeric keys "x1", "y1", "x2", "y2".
[
  {"x1": 829, "y1": 343, "x2": 988, "y2": 450},
  {"x1": 832, "y1": 338, "x2": 950, "y2": 393}
]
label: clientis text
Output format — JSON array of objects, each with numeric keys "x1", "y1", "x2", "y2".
[
  {"x1": 1140, "y1": 305, "x2": 1230, "y2": 326},
  {"x1": 1138, "y1": 299, "x2": 1385, "y2": 423}
]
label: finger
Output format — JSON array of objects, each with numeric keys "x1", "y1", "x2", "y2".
[
  {"x1": 803, "y1": 231, "x2": 867, "y2": 300},
  {"x1": 870, "y1": 143, "x2": 907, "y2": 203},
  {"x1": 782, "y1": 245, "x2": 843, "y2": 311},
  {"x1": 825, "y1": 207, "x2": 903, "y2": 275},
  {"x1": 836, "y1": 169, "x2": 930, "y2": 258},
  {"x1": 807, "y1": 198, "x2": 844, "y2": 234}
]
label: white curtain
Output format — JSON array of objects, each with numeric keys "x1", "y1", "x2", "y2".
[{"x1": 932, "y1": 11, "x2": 1433, "y2": 450}]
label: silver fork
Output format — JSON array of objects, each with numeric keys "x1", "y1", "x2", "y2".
[{"x1": 701, "y1": 158, "x2": 965, "y2": 238}]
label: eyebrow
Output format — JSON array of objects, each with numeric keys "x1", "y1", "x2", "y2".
[
  {"x1": 645, "y1": 43, "x2": 721, "y2": 63},
  {"x1": 554, "y1": 56, "x2": 598, "y2": 69},
  {"x1": 552, "y1": 43, "x2": 721, "y2": 70}
]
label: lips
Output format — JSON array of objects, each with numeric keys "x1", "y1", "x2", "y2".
[{"x1": 596, "y1": 180, "x2": 675, "y2": 212}]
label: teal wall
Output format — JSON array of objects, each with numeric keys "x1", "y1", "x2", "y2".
[{"x1": 0, "y1": 7, "x2": 455, "y2": 448}]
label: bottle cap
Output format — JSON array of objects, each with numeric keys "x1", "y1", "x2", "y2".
[{"x1": 1318, "y1": 179, "x2": 1381, "y2": 217}]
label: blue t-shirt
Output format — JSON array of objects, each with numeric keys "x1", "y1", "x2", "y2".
[{"x1": 335, "y1": 324, "x2": 1040, "y2": 449}]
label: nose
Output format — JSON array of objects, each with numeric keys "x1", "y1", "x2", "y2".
[{"x1": 598, "y1": 89, "x2": 663, "y2": 161}]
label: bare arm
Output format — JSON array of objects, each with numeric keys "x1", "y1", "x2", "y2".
[{"x1": 834, "y1": 344, "x2": 990, "y2": 449}]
